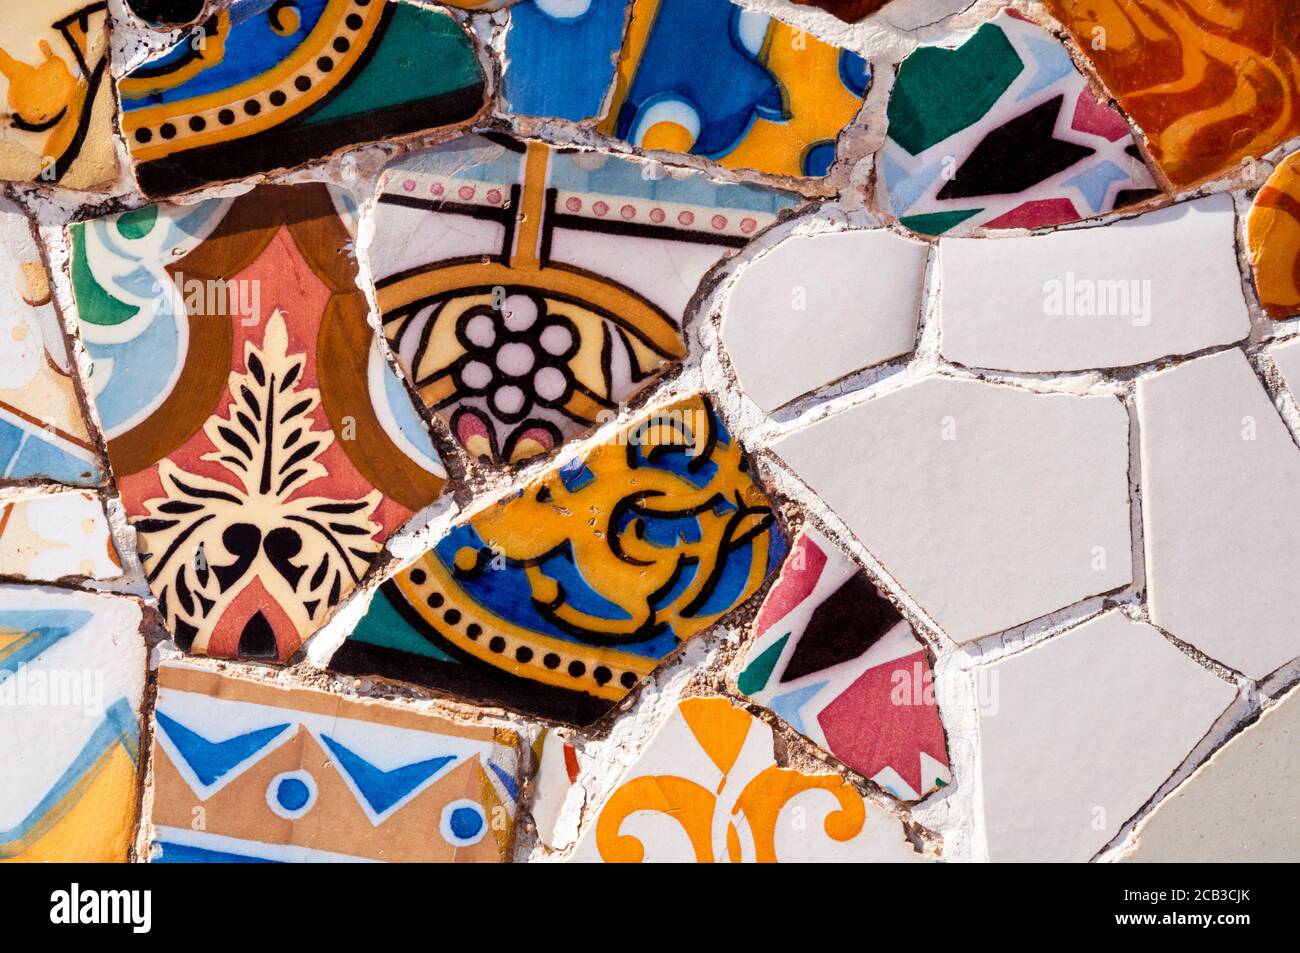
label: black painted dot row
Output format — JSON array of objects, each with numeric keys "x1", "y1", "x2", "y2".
[
  {"x1": 133, "y1": 1, "x2": 371, "y2": 146},
  {"x1": 408, "y1": 567, "x2": 638, "y2": 691}
]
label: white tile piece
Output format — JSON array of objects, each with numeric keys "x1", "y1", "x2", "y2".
[
  {"x1": 939, "y1": 195, "x2": 1250, "y2": 372},
  {"x1": 531, "y1": 731, "x2": 585, "y2": 849},
  {"x1": 0, "y1": 585, "x2": 146, "y2": 859},
  {"x1": 1122, "y1": 685, "x2": 1300, "y2": 863},
  {"x1": 1138, "y1": 348, "x2": 1300, "y2": 678},
  {"x1": 771, "y1": 376, "x2": 1131, "y2": 642},
  {"x1": 978, "y1": 611, "x2": 1236, "y2": 863},
  {"x1": 0, "y1": 491, "x2": 123, "y2": 582},
  {"x1": 1269, "y1": 335, "x2": 1300, "y2": 395},
  {"x1": 0, "y1": 208, "x2": 102, "y2": 487},
  {"x1": 722, "y1": 230, "x2": 928, "y2": 411}
]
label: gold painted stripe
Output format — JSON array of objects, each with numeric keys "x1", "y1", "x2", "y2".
[{"x1": 512, "y1": 143, "x2": 551, "y2": 268}]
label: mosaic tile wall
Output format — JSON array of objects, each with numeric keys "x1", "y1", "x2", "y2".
[{"x1": 1, "y1": 0, "x2": 1297, "y2": 864}]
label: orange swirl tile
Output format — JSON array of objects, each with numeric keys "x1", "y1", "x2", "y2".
[{"x1": 1044, "y1": 0, "x2": 1300, "y2": 188}]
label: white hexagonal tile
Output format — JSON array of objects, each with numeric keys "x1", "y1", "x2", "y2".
[{"x1": 771, "y1": 376, "x2": 1131, "y2": 642}]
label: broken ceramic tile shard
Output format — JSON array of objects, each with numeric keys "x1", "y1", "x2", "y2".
[
  {"x1": 570, "y1": 695, "x2": 927, "y2": 862},
  {"x1": 0, "y1": 586, "x2": 146, "y2": 862},
  {"x1": 1122, "y1": 685, "x2": 1300, "y2": 863},
  {"x1": 0, "y1": 209, "x2": 103, "y2": 488},
  {"x1": 771, "y1": 376, "x2": 1132, "y2": 643},
  {"x1": 1138, "y1": 348, "x2": 1300, "y2": 680},
  {"x1": 125, "y1": 0, "x2": 208, "y2": 29},
  {"x1": 147, "y1": 661, "x2": 522, "y2": 862},
  {"x1": 596, "y1": 0, "x2": 870, "y2": 177},
  {"x1": 368, "y1": 134, "x2": 796, "y2": 464},
  {"x1": 977, "y1": 610, "x2": 1235, "y2": 863},
  {"x1": 117, "y1": 0, "x2": 487, "y2": 197},
  {"x1": 1043, "y1": 0, "x2": 1300, "y2": 189},
  {"x1": 0, "y1": 3, "x2": 120, "y2": 190},
  {"x1": 1247, "y1": 150, "x2": 1300, "y2": 319},
  {"x1": 503, "y1": 0, "x2": 629, "y2": 122},
  {"x1": 0, "y1": 491, "x2": 122, "y2": 583},
  {"x1": 721, "y1": 229, "x2": 926, "y2": 412},
  {"x1": 530, "y1": 730, "x2": 586, "y2": 849},
  {"x1": 737, "y1": 527, "x2": 949, "y2": 801},
  {"x1": 68, "y1": 183, "x2": 448, "y2": 663},
  {"x1": 880, "y1": 7, "x2": 1158, "y2": 237},
  {"x1": 329, "y1": 394, "x2": 787, "y2": 727},
  {"x1": 939, "y1": 195, "x2": 1250, "y2": 372}
]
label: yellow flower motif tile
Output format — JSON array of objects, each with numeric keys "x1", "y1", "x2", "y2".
[{"x1": 570, "y1": 696, "x2": 928, "y2": 862}]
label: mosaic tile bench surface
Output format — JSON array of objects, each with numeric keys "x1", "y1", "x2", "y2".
[{"x1": 1, "y1": 0, "x2": 1297, "y2": 864}]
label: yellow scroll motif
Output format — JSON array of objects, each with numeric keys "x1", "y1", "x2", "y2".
[
  {"x1": 594, "y1": 698, "x2": 868, "y2": 862},
  {"x1": 467, "y1": 400, "x2": 776, "y2": 641},
  {"x1": 597, "y1": 776, "x2": 720, "y2": 863},
  {"x1": 730, "y1": 766, "x2": 866, "y2": 864}
]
